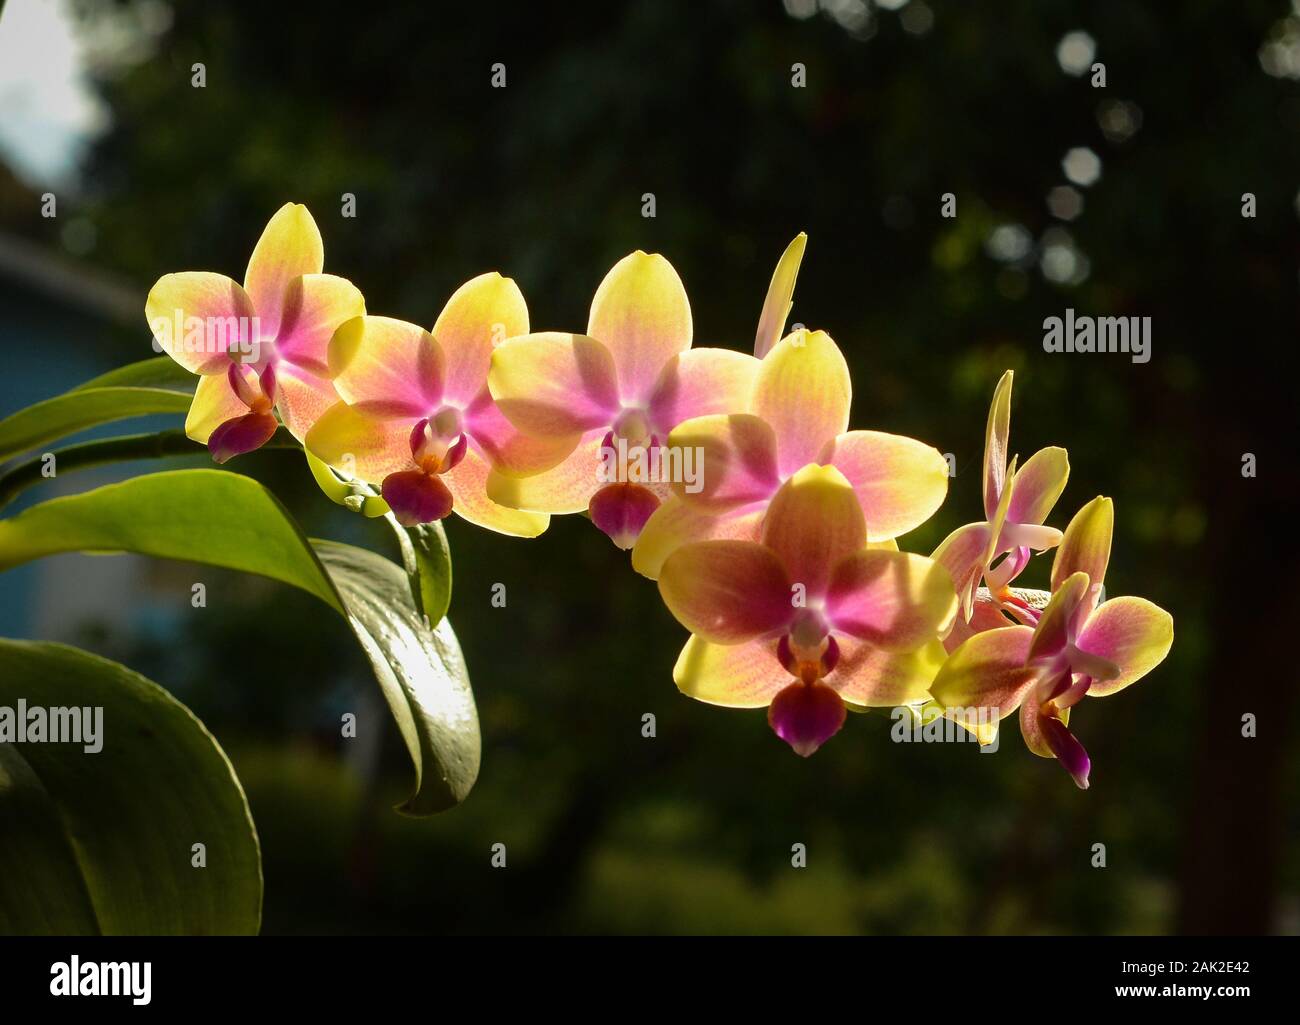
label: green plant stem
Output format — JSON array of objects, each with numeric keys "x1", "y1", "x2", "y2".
[{"x1": 0, "y1": 428, "x2": 300, "y2": 511}]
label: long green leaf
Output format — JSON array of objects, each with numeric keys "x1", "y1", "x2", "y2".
[
  {"x1": 0, "y1": 355, "x2": 201, "y2": 464},
  {"x1": 0, "y1": 469, "x2": 479, "y2": 813},
  {"x1": 0, "y1": 639, "x2": 262, "y2": 934}
]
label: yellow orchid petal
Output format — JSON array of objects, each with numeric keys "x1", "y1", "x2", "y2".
[
  {"x1": 444, "y1": 446, "x2": 550, "y2": 538},
  {"x1": 1028, "y1": 571, "x2": 1091, "y2": 662},
  {"x1": 753, "y1": 329, "x2": 851, "y2": 477},
  {"x1": 434, "y1": 272, "x2": 529, "y2": 406},
  {"x1": 647, "y1": 348, "x2": 761, "y2": 433},
  {"x1": 929, "y1": 625, "x2": 1037, "y2": 713},
  {"x1": 275, "y1": 366, "x2": 341, "y2": 443},
  {"x1": 1052, "y1": 495, "x2": 1114, "y2": 595},
  {"x1": 185, "y1": 372, "x2": 248, "y2": 443},
  {"x1": 753, "y1": 232, "x2": 807, "y2": 359},
  {"x1": 982, "y1": 369, "x2": 1013, "y2": 520},
  {"x1": 820, "y1": 429, "x2": 950, "y2": 541},
  {"x1": 145, "y1": 272, "x2": 257, "y2": 375},
  {"x1": 243, "y1": 202, "x2": 324, "y2": 337},
  {"x1": 631, "y1": 495, "x2": 765, "y2": 580},
  {"x1": 666, "y1": 413, "x2": 780, "y2": 510},
  {"x1": 587, "y1": 251, "x2": 692, "y2": 402},
  {"x1": 485, "y1": 428, "x2": 606, "y2": 514},
  {"x1": 305, "y1": 401, "x2": 413, "y2": 483},
  {"x1": 673, "y1": 635, "x2": 787, "y2": 708}
]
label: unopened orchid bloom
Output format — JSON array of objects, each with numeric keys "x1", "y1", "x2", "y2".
[
  {"x1": 657, "y1": 464, "x2": 957, "y2": 756},
  {"x1": 928, "y1": 495, "x2": 1173, "y2": 788},
  {"x1": 485, "y1": 251, "x2": 761, "y2": 548},
  {"x1": 304, "y1": 274, "x2": 572, "y2": 535},
  {"x1": 632, "y1": 328, "x2": 950, "y2": 579},
  {"x1": 932, "y1": 369, "x2": 1069, "y2": 631},
  {"x1": 753, "y1": 232, "x2": 806, "y2": 359},
  {"x1": 146, "y1": 203, "x2": 365, "y2": 462}
]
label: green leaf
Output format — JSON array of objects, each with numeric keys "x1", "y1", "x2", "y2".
[
  {"x1": 388, "y1": 516, "x2": 454, "y2": 626},
  {"x1": 0, "y1": 356, "x2": 197, "y2": 463},
  {"x1": 0, "y1": 638, "x2": 262, "y2": 934},
  {"x1": 0, "y1": 469, "x2": 480, "y2": 813}
]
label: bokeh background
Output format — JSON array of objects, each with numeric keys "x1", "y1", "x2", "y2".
[{"x1": 1, "y1": 0, "x2": 1297, "y2": 934}]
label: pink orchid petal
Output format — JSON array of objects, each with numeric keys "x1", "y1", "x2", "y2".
[
  {"x1": 630, "y1": 496, "x2": 765, "y2": 581},
  {"x1": 329, "y1": 316, "x2": 443, "y2": 416},
  {"x1": 485, "y1": 427, "x2": 607, "y2": 514},
  {"x1": 1008, "y1": 446, "x2": 1069, "y2": 527},
  {"x1": 666, "y1": 413, "x2": 780, "y2": 510},
  {"x1": 768, "y1": 680, "x2": 847, "y2": 757},
  {"x1": 825, "y1": 550, "x2": 957, "y2": 652},
  {"x1": 1038, "y1": 713, "x2": 1091, "y2": 789},
  {"x1": 760, "y1": 464, "x2": 865, "y2": 599},
  {"x1": 588, "y1": 482, "x2": 662, "y2": 550},
  {"x1": 1027, "y1": 571, "x2": 1091, "y2": 663},
  {"x1": 928, "y1": 624, "x2": 1037, "y2": 714},
  {"x1": 932, "y1": 521, "x2": 994, "y2": 622},
  {"x1": 441, "y1": 446, "x2": 549, "y2": 538},
  {"x1": 1075, "y1": 596, "x2": 1174, "y2": 696},
  {"x1": 274, "y1": 364, "x2": 342, "y2": 443},
  {"x1": 488, "y1": 332, "x2": 620, "y2": 438},
  {"x1": 833, "y1": 636, "x2": 948, "y2": 708},
  {"x1": 658, "y1": 540, "x2": 793, "y2": 644},
  {"x1": 463, "y1": 386, "x2": 581, "y2": 477},
  {"x1": 647, "y1": 347, "x2": 761, "y2": 435},
  {"x1": 273, "y1": 273, "x2": 365, "y2": 375}
]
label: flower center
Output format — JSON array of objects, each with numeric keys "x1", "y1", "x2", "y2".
[
  {"x1": 613, "y1": 407, "x2": 651, "y2": 446},
  {"x1": 409, "y1": 409, "x2": 468, "y2": 475}
]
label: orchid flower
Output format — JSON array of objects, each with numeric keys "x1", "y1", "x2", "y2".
[
  {"x1": 657, "y1": 464, "x2": 957, "y2": 756},
  {"x1": 631, "y1": 327, "x2": 951, "y2": 579},
  {"x1": 304, "y1": 274, "x2": 572, "y2": 534},
  {"x1": 485, "y1": 251, "x2": 761, "y2": 548},
  {"x1": 932, "y1": 370, "x2": 1069, "y2": 631},
  {"x1": 146, "y1": 203, "x2": 365, "y2": 462},
  {"x1": 928, "y1": 495, "x2": 1173, "y2": 787}
]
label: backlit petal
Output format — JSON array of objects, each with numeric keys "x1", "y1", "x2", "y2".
[
  {"x1": 928, "y1": 625, "x2": 1037, "y2": 714},
  {"x1": 1028, "y1": 571, "x2": 1091, "y2": 663},
  {"x1": 488, "y1": 332, "x2": 619, "y2": 437},
  {"x1": 630, "y1": 496, "x2": 764, "y2": 580},
  {"x1": 820, "y1": 430, "x2": 950, "y2": 542},
  {"x1": 485, "y1": 428, "x2": 606, "y2": 514},
  {"x1": 834, "y1": 637, "x2": 947, "y2": 707},
  {"x1": 753, "y1": 232, "x2": 807, "y2": 359},
  {"x1": 243, "y1": 202, "x2": 324, "y2": 337},
  {"x1": 434, "y1": 272, "x2": 529, "y2": 406},
  {"x1": 768, "y1": 680, "x2": 846, "y2": 757},
  {"x1": 647, "y1": 347, "x2": 761, "y2": 434},
  {"x1": 464, "y1": 386, "x2": 580, "y2": 477},
  {"x1": 207, "y1": 412, "x2": 278, "y2": 463},
  {"x1": 932, "y1": 521, "x2": 994, "y2": 622},
  {"x1": 145, "y1": 272, "x2": 256, "y2": 374},
  {"x1": 673, "y1": 635, "x2": 787, "y2": 708},
  {"x1": 659, "y1": 540, "x2": 793, "y2": 644},
  {"x1": 1051, "y1": 496, "x2": 1113, "y2": 595},
  {"x1": 587, "y1": 251, "x2": 692, "y2": 402},
  {"x1": 982, "y1": 370, "x2": 1012, "y2": 520},
  {"x1": 443, "y1": 446, "x2": 549, "y2": 538},
  {"x1": 275, "y1": 365, "x2": 341, "y2": 442},
  {"x1": 1075, "y1": 596, "x2": 1174, "y2": 696},
  {"x1": 753, "y1": 329, "x2": 851, "y2": 476},
  {"x1": 382, "y1": 469, "x2": 453, "y2": 526},
  {"x1": 185, "y1": 372, "x2": 250, "y2": 444},
  {"x1": 760, "y1": 463, "x2": 865, "y2": 597},
  {"x1": 329, "y1": 315, "x2": 442, "y2": 416},
  {"x1": 588, "y1": 482, "x2": 660, "y2": 549},
  {"x1": 1008, "y1": 446, "x2": 1069, "y2": 527},
  {"x1": 305, "y1": 402, "x2": 414, "y2": 483},
  {"x1": 274, "y1": 273, "x2": 365, "y2": 375},
  {"x1": 667, "y1": 413, "x2": 780, "y2": 510},
  {"x1": 825, "y1": 550, "x2": 957, "y2": 651}
]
